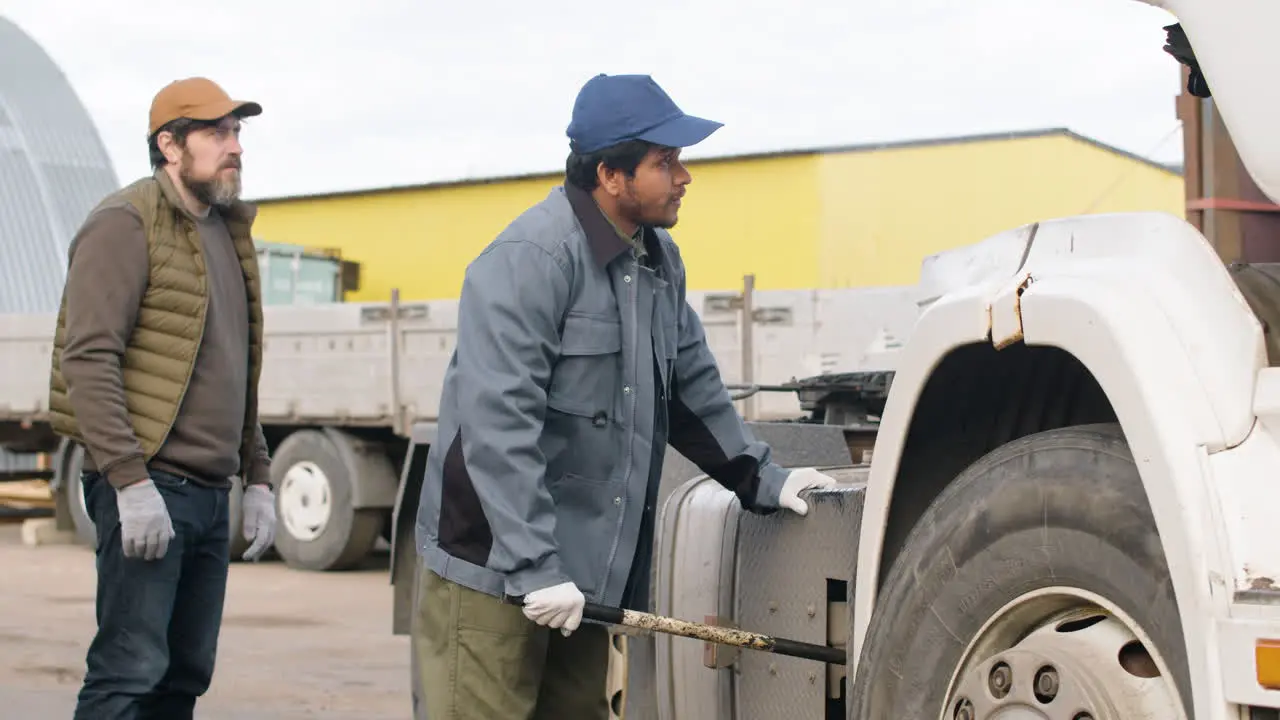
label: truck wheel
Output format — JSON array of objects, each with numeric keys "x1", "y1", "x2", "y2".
[
  {"x1": 270, "y1": 429, "x2": 382, "y2": 572},
  {"x1": 850, "y1": 423, "x2": 1193, "y2": 720}
]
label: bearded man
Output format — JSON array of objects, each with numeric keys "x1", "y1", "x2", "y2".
[{"x1": 48, "y1": 76, "x2": 278, "y2": 720}]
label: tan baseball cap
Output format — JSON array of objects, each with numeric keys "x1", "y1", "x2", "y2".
[{"x1": 148, "y1": 77, "x2": 262, "y2": 136}]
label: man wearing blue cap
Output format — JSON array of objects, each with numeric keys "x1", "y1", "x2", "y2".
[{"x1": 410, "y1": 73, "x2": 836, "y2": 718}]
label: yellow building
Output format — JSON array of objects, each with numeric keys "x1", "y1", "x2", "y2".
[{"x1": 251, "y1": 128, "x2": 1184, "y2": 303}]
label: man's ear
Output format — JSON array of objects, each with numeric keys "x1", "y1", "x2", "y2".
[
  {"x1": 597, "y1": 161, "x2": 623, "y2": 198},
  {"x1": 156, "y1": 131, "x2": 183, "y2": 165}
]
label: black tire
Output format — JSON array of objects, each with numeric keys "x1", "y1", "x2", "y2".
[
  {"x1": 850, "y1": 423, "x2": 1192, "y2": 719},
  {"x1": 270, "y1": 429, "x2": 382, "y2": 572},
  {"x1": 59, "y1": 444, "x2": 96, "y2": 549}
]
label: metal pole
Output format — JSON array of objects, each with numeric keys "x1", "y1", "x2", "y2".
[
  {"x1": 585, "y1": 603, "x2": 844, "y2": 665},
  {"x1": 501, "y1": 595, "x2": 844, "y2": 665},
  {"x1": 388, "y1": 288, "x2": 404, "y2": 436},
  {"x1": 740, "y1": 274, "x2": 756, "y2": 420},
  {"x1": 290, "y1": 248, "x2": 301, "y2": 304}
]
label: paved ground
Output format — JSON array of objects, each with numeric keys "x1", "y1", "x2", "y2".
[{"x1": 0, "y1": 522, "x2": 412, "y2": 719}]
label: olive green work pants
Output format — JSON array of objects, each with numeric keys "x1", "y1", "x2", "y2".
[{"x1": 411, "y1": 567, "x2": 611, "y2": 720}]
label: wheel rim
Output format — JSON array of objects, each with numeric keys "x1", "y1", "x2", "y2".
[
  {"x1": 940, "y1": 587, "x2": 1186, "y2": 720},
  {"x1": 279, "y1": 460, "x2": 332, "y2": 542}
]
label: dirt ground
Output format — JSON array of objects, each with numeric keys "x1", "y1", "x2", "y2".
[{"x1": 0, "y1": 522, "x2": 412, "y2": 719}]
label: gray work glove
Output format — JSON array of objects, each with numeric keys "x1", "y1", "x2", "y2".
[
  {"x1": 116, "y1": 479, "x2": 175, "y2": 561},
  {"x1": 241, "y1": 484, "x2": 277, "y2": 562}
]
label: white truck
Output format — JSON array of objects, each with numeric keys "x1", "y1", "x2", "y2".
[{"x1": 385, "y1": 1, "x2": 1280, "y2": 717}]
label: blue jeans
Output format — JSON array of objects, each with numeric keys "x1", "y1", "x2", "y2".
[{"x1": 74, "y1": 470, "x2": 232, "y2": 720}]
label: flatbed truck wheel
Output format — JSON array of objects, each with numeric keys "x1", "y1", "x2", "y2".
[
  {"x1": 850, "y1": 424, "x2": 1192, "y2": 720},
  {"x1": 270, "y1": 429, "x2": 382, "y2": 572}
]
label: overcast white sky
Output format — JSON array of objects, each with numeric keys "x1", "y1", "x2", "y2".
[{"x1": 1, "y1": 0, "x2": 1184, "y2": 201}]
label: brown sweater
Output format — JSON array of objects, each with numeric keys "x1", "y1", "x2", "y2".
[{"x1": 59, "y1": 200, "x2": 271, "y2": 489}]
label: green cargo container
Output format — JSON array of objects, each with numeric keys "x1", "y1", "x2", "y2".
[{"x1": 255, "y1": 240, "x2": 352, "y2": 306}]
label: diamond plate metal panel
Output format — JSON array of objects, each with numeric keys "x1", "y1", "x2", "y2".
[
  {"x1": 625, "y1": 424, "x2": 854, "y2": 720},
  {"x1": 733, "y1": 477, "x2": 866, "y2": 720}
]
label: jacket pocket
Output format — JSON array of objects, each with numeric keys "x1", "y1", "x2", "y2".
[
  {"x1": 547, "y1": 313, "x2": 622, "y2": 419},
  {"x1": 547, "y1": 472, "x2": 623, "y2": 597}
]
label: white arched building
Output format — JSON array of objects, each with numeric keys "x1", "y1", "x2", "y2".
[
  {"x1": 0, "y1": 18, "x2": 117, "y2": 474},
  {"x1": 0, "y1": 16, "x2": 118, "y2": 314}
]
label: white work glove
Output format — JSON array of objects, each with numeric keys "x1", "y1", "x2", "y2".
[
  {"x1": 778, "y1": 467, "x2": 838, "y2": 516},
  {"x1": 116, "y1": 479, "x2": 175, "y2": 561},
  {"x1": 522, "y1": 581, "x2": 586, "y2": 636},
  {"x1": 241, "y1": 484, "x2": 277, "y2": 562}
]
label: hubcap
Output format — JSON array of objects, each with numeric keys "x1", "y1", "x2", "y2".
[
  {"x1": 279, "y1": 461, "x2": 332, "y2": 542},
  {"x1": 942, "y1": 589, "x2": 1184, "y2": 720}
]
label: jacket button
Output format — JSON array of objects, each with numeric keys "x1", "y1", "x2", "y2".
[
  {"x1": 624, "y1": 275, "x2": 632, "y2": 283},
  {"x1": 614, "y1": 497, "x2": 622, "y2": 506},
  {"x1": 623, "y1": 386, "x2": 631, "y2": 394}
]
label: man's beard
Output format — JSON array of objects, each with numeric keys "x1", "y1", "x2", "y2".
[
  {"x1": 180, "y1": 155, "x2": 242, "y2": 208},
  {"x1": 618, "y1": 185, "x2": 678, "y2": 230}
]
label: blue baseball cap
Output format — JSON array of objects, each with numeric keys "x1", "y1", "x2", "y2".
[{"x1": 566, "y1": 74, "x2": 723, "y2": 154}]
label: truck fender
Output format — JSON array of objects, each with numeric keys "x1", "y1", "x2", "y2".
[{"x1": 853, "y1": 212, "x2": 1266, "y2": 719}]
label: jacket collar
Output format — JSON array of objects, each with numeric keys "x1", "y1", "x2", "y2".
[{"x1": 565, "y1": 183, "x2": 632, "y2": 268}]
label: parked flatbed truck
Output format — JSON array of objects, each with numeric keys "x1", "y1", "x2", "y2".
[
  {"x1": 0, "y1": 283, "x2": 917, "y2": 571},
  {"x1": 386, "y1": 2, "x2": 1280, "y2": 716}
]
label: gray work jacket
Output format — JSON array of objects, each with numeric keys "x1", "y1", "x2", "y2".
[{"x1": 414, "y1": 183, "x2": 790, "y2": 609}]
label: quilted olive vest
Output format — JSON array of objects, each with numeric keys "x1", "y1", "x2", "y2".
[{"x1": 47, "y1": 170, "x2": 264, "y2": 476}]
